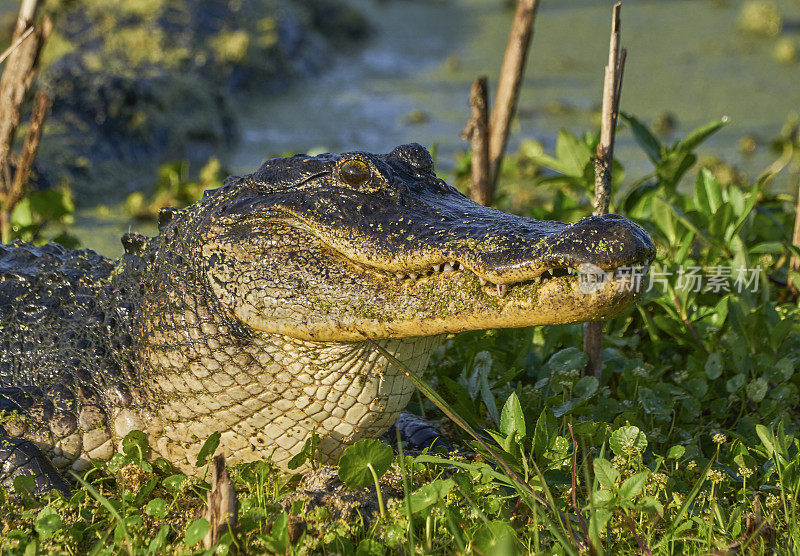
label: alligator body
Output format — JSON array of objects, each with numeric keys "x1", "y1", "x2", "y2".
[{"x1": 0, "y1": 144, "x2": 654, "y2": 495}]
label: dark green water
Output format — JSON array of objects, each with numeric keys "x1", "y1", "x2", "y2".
[{"x1": 72, "y1": 0, "x2": 800, "y2": 256}]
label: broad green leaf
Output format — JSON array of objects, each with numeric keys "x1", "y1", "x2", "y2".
[
  {"x1": 697, "y1": 168, "x2": 723, "y2": 213},
  {"x1": 775, "y1": 358, "x2": 794, "y2": 381},
  {"x1": 610, "y1": 426, "x2": 647, "y2": 458},
  {"x1": 704, "y1": 352, "x2": 723, "y2": 380},
  {"x1": 680, "y1": 118, "x2": 727, "y2": 153},
  {"x1": 709, "y1": 203, "x2": 733, "y2": 239},
  {"x1": 480, "y1": 374, "x2": 501, "y2": 428},
  {"x1": 726, "y1": 373, "x2": 746, "y2": 393},
  {"x1": 640, "y1": 495, "x2": 664, "y2": 517},
  {"x1": 552, "y1": 398, "x2": 580, "y2": 418},
  {"x1": 184, "y1": 518, "x2": 210, "y2": 546},
  {"x1": 12, "y1": 475, "x2": 35, "y2": 496},
  {"x1": 656, "y1": 151, "x2": 696, "y2": 187},
  {"x1": 28, "y1": 189, "x2": 75, "y2": 222},
  {"x1": 146, "y1": 498, "x2": 168, "y2": 519},
  {"x1": 472, "y1": 520, "x2": 518, "y2": 555},
  {"x1": 555, "y1": 130, "x2": 593, "y2": 177},
  {"x1": 122, "y1": 430, "x2": 148, "y2": 460},
  {"x1": 667, "y1": 445, "x2": 686, "y2": 459},
  {"x1": 533, "y1": 409, "x2": 556, "y2": 458},
  {"x1": 548, "y1": 348, "x2": 588, "y2": 374},
  {"x1": 500, "y1": 392, "x2": 526, "y2": 438},
  {"x1": 288, "y1": 431, "x2": 319, "y2": 470},
  {"x1": 593, "y1": 457, "x2": 619, "y2": 490},
  {"x1": 162, "y1": 474, "x2": 187, "y2": 492},
  {"x1": 262, "y1": 513, "x2": 288, "y2": 554},
  {"x1": 525, "y1": 151, "x2": 571, "y2": 176},
  {"x1": 591, "y1": 488, "x2": 615, "y2": 505},
  {"x1": 588, "y1": 508, "x2": 613, "y2": 541},
  {"x1": 756, "y1": 425, "x2": 776, "y2": 457},
  {"x1": 652, "y1": 197, "x2": 677, "y2": 244},
  {"x1": 574, "y1": 376, "x2": 599, "y2": 399},
  {"x1": 746, "y1": 377, "x2": 768, "y2": 402},
  {"x1": 407, "y1": 478, "x2": 455, "y2": 515},
  {"x1": 619, "y1": 471, "x2": 649, "y2": 501},
  {"x1": 748, "y1": 241, "x2": 788, "y2": 254},
  {"x1": 195, "y1": 431, "x2": 221, "y2": 468},
  {"x1": 620, "y1": 112, "x2": 661, "y2": 163},
  {"x1": 35, "y1": 508, "x2": 62, "y2": 540},
  {"x1": 338, "y1": 439, "x2": 393, "y2": 489}
]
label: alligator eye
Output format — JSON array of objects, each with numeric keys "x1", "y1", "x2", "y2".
[{"x1": 339, "y1": 159, "x2": 371, "y2": 187}]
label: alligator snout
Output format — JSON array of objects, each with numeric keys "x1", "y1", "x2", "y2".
[
  {"x1": 547, "y1": 214, "x2": 655, "y2": 271},
  {"x1": 430, "y1": 212, "x2": 655, "y2": 287}
]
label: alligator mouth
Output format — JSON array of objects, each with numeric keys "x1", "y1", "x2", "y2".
[{"x1": 386, "y1": 261, "x2": 651, "y2": 297}]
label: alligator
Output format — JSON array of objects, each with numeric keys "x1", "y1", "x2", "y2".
[{"x1": 0, "y1": 144, "x2": 654, "y2": 495}]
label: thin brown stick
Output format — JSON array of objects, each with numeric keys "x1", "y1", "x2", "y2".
[
  {"x1": 583, "y1": 323, "x2": 603, "y2": 378},
  {"x1": 593, "y1": 3, "x2": 624, "y2": 215},
  {"x1": 10, "y1": 89, "x2": 49, "y2": 197},
  {"x1": 203, "y1": 455, "x2": 238, "y2": 550},
  {"x1": 0, "y1": 3, "x2": 47, "y2": 196},
  {"x1": 487, "y1": 0, "x2": 540, "y2": 192},
  {"x1": 585, "y1": 2, "x2": 627, "y2": 378},
  {"x1": 2, "y1": 89, "x2": 50, "y2": 241},
  {"x1": 568, "y1": 424, "x2": 590, "y2": 547},
  {"x1": 0, "y1": 27, "x2": 34, "y2": 67},
  {"x1": 789, "y1": 186, "x2": 800, "y2": 293},
  {"x1": 462, "y1": 76, "x2": 491, "y2": 206},
  {"x1": 618, "y1": 510, "x2": 653, "y2": 555}
]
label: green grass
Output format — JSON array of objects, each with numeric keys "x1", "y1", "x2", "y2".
[{"x1": 2, "y1": 114, "x2": 800, "y2": 554}]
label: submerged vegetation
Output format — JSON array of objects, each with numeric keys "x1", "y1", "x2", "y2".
[{"x1": 2, "y1": 113, "x2": 800, "y2": 554}]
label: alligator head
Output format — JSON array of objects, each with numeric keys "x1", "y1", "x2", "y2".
[
  {"x1": 126, "y1": 143, "x2": 654, "y2": 470},
  {"x1": 194, "y1": 143, "x2": 654, "y2": 341}
]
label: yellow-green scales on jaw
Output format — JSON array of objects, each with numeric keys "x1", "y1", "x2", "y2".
[{"x1": 0, "y1": 143, "x2": 654, "y2": 495}]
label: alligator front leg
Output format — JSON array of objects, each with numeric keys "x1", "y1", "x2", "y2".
[
  {"x1": 0, "y1": 428, "x2": 70, "y2": 496},
  {"x1": 0, "y1": 381, "x2": 115, "y2": 496}
]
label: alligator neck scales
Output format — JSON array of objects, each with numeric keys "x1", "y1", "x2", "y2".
[{"x1": 0, "y1": 144, "x2": 654, "y2": 493}]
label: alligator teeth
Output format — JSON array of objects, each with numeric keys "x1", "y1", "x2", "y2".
[
  {"x1": 533, "y1": 276, "x2": 541, "y2": 284},
  {"x1": 443, "y1": 262, "x2": 454, "y2": 272},
  {"x1": 450, "y1": 261, "x2": 460, "y2": 270},
  {"x1": 396, "y1": 273, "x2": 405, "y2": 280},
  {"x1": 408, "y1": 273, "x2": 418, "y2": 280},
  {"x1": 478, "y1": 277, "x2": 487, "y2": 286},
  {"x1": 432, "y1": 264, "x2": 442, "y2": 273},
  {"x1": 496, "y1": 284, "x2": 508, "y2": 297}
]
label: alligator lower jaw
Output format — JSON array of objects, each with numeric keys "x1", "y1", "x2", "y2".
[{"x1": 253, "y1": 271, "x2": 644, "y2": 342}]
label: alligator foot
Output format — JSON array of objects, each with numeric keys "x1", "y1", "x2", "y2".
[
  {"x1": 0, "y1": 429, "x2": 71, "y2": 497},
  {"x1": 383, "y1": 411, "x2": 450, "y2": 453}
]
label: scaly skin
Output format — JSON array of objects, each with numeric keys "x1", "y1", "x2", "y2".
[{"x1": 0, "y1": 144, "x2": 654, "y2": 495}]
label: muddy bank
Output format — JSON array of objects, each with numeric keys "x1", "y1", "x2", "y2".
[{"x1": 28, "y1": 0, "x2": 366, "y2": 203}]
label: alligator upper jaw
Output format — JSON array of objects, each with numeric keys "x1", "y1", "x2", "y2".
[{"x1": 316, "y1": 211, "x2": 656, "y2": 287}]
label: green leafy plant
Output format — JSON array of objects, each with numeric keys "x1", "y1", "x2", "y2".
[{"x1": 338, "y1": 439, "x2": 394, "y2": 519}]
